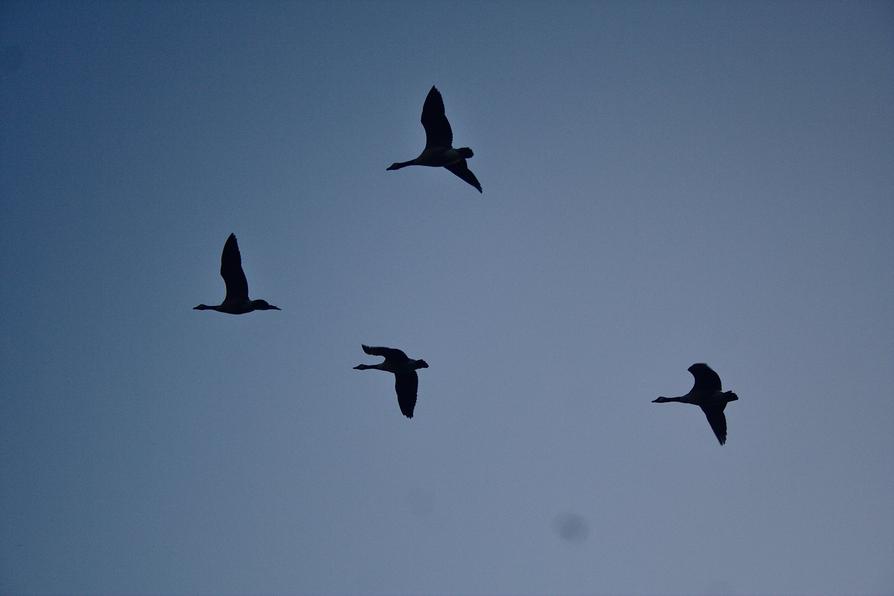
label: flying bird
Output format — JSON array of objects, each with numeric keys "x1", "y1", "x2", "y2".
[
  {"x1": 194, "y1": 233, "x2": 280, "y2": 315},
  {"x1": 387, "y1": 86, "x2": 482, "y2": 193},
  {"x1": 652, "y1": 363, "x2": 739, "y2": 445},
  {"x1": 353, "y1": 345, "x2": 429, "y2": 418}
]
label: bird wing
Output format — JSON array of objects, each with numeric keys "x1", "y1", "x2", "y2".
[
  {"x1": 700, "y1": 404, "x2": 728, "y2": 445},
  {"x1": 220, "y1": 233, "x2": 249, "y2": 303},
  {"x1": 689, "y1": 363, "x2": 722, "y2": 394},
  {"x1": 445, "y1": 160, "x2": 482, "y2": 193},
  {"x1": 361, "y1": 344, "x2": 409, "y2": 362},
  {"x1": 421, "y1": 86, "x2": 453, "y2": 149},
  {"x1": 394, "y1": 370, "x2": 418, "y2": 418}
]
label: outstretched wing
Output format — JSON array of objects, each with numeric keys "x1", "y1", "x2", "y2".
[
  {"x1": 394, "y1": 371, "x2": 418, "y2": 418},
  {"x1": 220, "y1": 233, "x2": 249, "y2": 303},
  {"x1": 445, "y1": 160, "x2": 482, "y2": 193},
  {"x1": 421, "y1": 86, "x2": 453, "y2": 149},
  {"x1": 362, "y1": 344, "x2": 409, "y2": 362},
  {"x1": 700, "y1": 404, "x2": 728, "y2": 445},
  {"x1": 689, "y1": 363, "x2": 722, "y2": 394}
]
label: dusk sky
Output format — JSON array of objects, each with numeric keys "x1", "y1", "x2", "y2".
[{"x1": 1, "y1": 2, "x2": 893, "y2": 594}]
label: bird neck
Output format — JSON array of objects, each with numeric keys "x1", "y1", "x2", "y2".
[
  {"x1": 655, "y1": 396, "x2": 684, "y2": 403},
  {"x1": 388, "y1": 159, "x2": 417, "y2": 170}
]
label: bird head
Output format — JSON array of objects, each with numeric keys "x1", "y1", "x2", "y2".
[
  {"x1": 251, "y1": 300, "x2": 280, "y2": 311},
  {"x1": 193, "y1": 304, "x2": 211, "y2": 310},
  {"x1": 415, "y1": 359, "x2": 429, "y2": 369},
  {"x1": 652, "y1": 396, "x2": 670, "y2": 403}
]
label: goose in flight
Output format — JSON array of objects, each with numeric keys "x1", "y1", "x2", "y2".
[
  {"x1": 387, "y1": 86, "x2": 482, "y2": 193},
  {"x1": 194, "y1": 233, "x2": 280, "y2": 315},
  {"x1": 353, "y1": 344, "x2": 429, "y2": 418},
  {"x1": 653, "y1": 363, "x2": 738, "y2": 445}
]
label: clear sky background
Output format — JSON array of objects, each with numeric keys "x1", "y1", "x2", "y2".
[{"x1": 2, "y1": 1, "x2": 893, "y2": 594}]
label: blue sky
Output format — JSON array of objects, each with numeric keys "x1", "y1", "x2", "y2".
[{"x1": 1, "y1": 1, "x2": 893, "y2": 594}]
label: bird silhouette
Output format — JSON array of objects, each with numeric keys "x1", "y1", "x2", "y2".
[
  {"x1": 387, "y1": 86, "x2": 482, "y2": 193},
  {"x1": 653, "y1": 363, "x2": 738, "y2": 445},
  {"x1": 353, "y1": 344, "x2": 429, "y2": 418},
  {"x1": 193, "y1": 233, "x2": 280, "y2": 315}
]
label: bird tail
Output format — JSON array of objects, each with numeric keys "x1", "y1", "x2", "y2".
[{"x1": 457, "y1": 147, "x2": 474, "y2": 159}]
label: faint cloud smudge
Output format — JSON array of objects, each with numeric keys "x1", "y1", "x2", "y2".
[{"x1": 553, "y1": 512, "x2": 589, "y2": 544}]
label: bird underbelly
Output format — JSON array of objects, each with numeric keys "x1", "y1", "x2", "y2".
[
  {"x1": 419, "y1": 148, "x2": 461, "y2": 167},
  {"x1": 220, "y1": 301, "x2": 253, "y2": 315}
]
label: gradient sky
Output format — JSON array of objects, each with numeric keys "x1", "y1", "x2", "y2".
[{"x1": 2, "y1": 2, "x2": 893, "y2": 594}]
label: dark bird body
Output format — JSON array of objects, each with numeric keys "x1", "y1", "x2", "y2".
[
  {"x1": 353, "y1": 345, "x2": 429, "y2": 418},
  {"x1": 653, "y1": 363, "x2": 738, "y2": 445},
  {"x1": 194, "y1": 233, "x2": 280, "y2": 315},
  {"x1": 387, "y1": 86, "x2": 482, "y2": 193}
]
